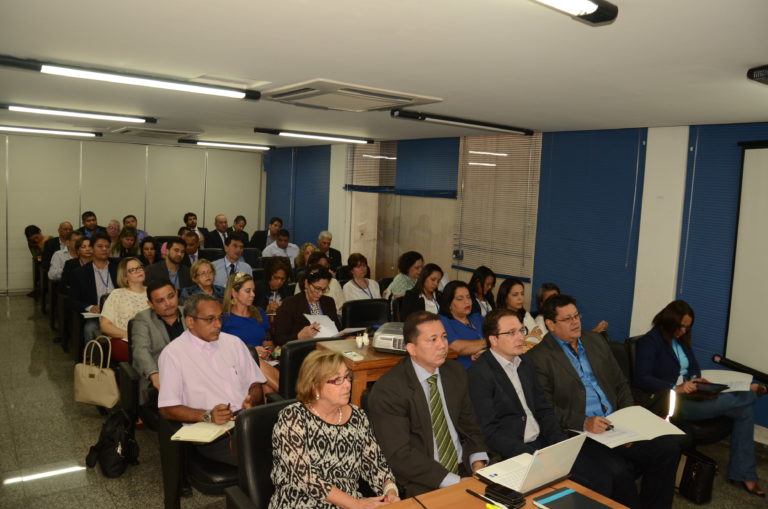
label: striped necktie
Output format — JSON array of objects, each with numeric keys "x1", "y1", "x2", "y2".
[{"x1": 427, "y1": 374, "x2": 459, "y2": 474}]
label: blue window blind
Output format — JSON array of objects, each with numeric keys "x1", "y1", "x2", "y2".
[
  {"x1": 395, "y1": 138, "x2": 459, "y2": 198},
  {"x1": 264, "y1": 145, "x2": 330, "y2": 245},
  {"x1": 533, "y1": 129, "x2": 647, "y2": 343}
]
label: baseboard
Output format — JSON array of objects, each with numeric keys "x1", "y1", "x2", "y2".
[{"x1": 755, "y1": 425, "x2": 768, "y2": 445}]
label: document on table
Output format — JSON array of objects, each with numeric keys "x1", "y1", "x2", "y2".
[
  {"x1": 701, "y1": 369, "x2": 752, "y2": 392},
  {"x1": 583, "y1": 406, "x2": 684, "y2": 448},
  {"x1": 171, "y1": 421, "x2": 234, "y2": 443},
  {"x1": 303, "y1": 314, "x2": 339, "y2": 338}
]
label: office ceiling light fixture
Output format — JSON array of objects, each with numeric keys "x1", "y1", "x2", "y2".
[
  {"x1": 468, "y1": 162, "x2": 497, "y2": 167},
  {"x1": 0, "y1": 54, "x2": 260, "y2": 100},
  {"x1": 530, "y1": 0, "x2": 618, "y2": 25},
  {"x1": 0, "y1": 125, "x2": 101, "y2": 137},
  {"x1": 254, "y1": 127, "x2": 373, "y2": 145},
  {"x1": 390, "y1": 109, "x2": 533, "y2": 136},
  {"x1": 3, "y1": 104, "x2": 155, "y2": 124},
  {"x1": 362, "y1": 154, "x2": 397, "y2": 160},
  {"x1": 468, "y1": 150, "x2": 508, "y2": 157},
  {"x1": 178, "y1": 139, "x2": 271, "y2": 151}
]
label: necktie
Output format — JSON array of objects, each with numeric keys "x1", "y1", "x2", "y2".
[
  {"x1": 229, "y1": 263, "x2": 236, "y2": 275},
  {"x1": 427, "y1": 374, "x2": 459, "y2": 474}
]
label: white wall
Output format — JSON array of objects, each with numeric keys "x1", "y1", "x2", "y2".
[
  {"x1": 2, "y1": 135, "x2": 263, "y2": 293},
  {"x1": 327, "y1": 144, "x2": 351, "y2": 261}
]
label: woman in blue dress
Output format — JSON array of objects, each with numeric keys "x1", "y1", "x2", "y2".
[{"x1": 438, "y1": 281, "x2": 485, "y2": 368}]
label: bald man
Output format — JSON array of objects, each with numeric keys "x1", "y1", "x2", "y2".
[
  {"x1": 42, "y1": 221, "x2": 73, "y2": 270},
  {"x1": 204, "y1": 214, "x2": 228, "y2": 250}
]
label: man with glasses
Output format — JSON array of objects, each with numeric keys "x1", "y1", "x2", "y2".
[
  {"x1": 158, "y1": 293, "x2": 266, "y2": 466},
  {"x1": 527, "y1": 294, "x2": 680, "y2": 509}
]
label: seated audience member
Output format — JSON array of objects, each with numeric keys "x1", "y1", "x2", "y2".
[
  {"x1": 316, "y1": 230, "x2": 343, "y2": 272},
  {"x1": 270, "y1": 350, "x2": 399, "y2": 508},
  {"x1": 99, "y1": 257, "x2": 149, "y2": 362},
  {"x1": 24, "y1": 224, "x2": 49, "y2": 260},
  {"x1": 342, "y1": 253, "x2": 381, "y2": 302},
  {"x1": 249, "y1": 216, "x2": 282, "y2": 251},
  {"x1": 294, "y1": 252, "x2": 345, "y2": 314},
  {"x1": 43, "y1": 221, "x2": 73, "y2": 270},
  {"x1": 122, "y1": 214, "x2": 148, "y2": 242},
  {"x1": 438, "y1": 281, "x2": 485, "y2": 369},
  {"x1": 180, "y1": 259, "x2": 225, "y2": 303},
  {"x1": 254, "y1": 258, "x2": 291, "y2": 314},
  {"x1": 383, "y1": 251, "x2": 424, "y2": 299},
  {"x1": 636, "y1": 300, "x2": 766, "y2": 497},
  {"x1": 77, "y1": 210, "x2": 104, "y2": 238},
  {"x1": 138, "y1": 237, "x2": 158, "y2": 267},
  {"x1": 131, "y1": 279, "x2": 186, "y2": 406},
  {"x1": 49, "y1": 231, "x2": 82, "y2": 281},
  {"x1": 261, "y1": 229, "x2": 300, "y2": 267},
  {"x1": 527, "y1": 294, "x2": 680, "y2": 509},
  {"x1": 212, "y1": 232, "x2": 252, "y2": 287},
  {"x1": 204, "y1": 214, "x2": 229, "y2": 250},
  {"x1": 181, "y1": 231, "x2": 200, "y2": 266},
  {"x1": 110, "y1": 227, "x2": 139, "y2": 258},
  {"x1": 468, "y1": 266, "x2": 496, "y2": 317},
  {"x1": 400, "y1": 263, "x2": 443, "y2": 322},
  {"x1": 144, "y1": 237, "x2": 192, "y2": 290},
  {"x1": 293, "y1": 241, "x2": 316, "y2": 279},
  {"x1": 368, "y1": 311, "x2": 488, "y2": 496},
  {"x1": 275, "y1": 267, "x2": 340, "y2": 346},
  {"x1": 533, "y1": 282, "x2": 608, "y2": 334},
  {"x1": 497, "y1": 278, "x2": 543, "y2": 345},
  {"x1": 222, "y1": 272, "x2": 277, "y2": 392},
  {"x1": 158, "y1": 294, "x2": 266, "y2": 465},
  {"x1": 228, "y1": 215, "x2": 250, "y2": 244},
  {"x1": 69, "y1": 232, "x2": 118, "y2": 341},
  {"x1": 61, "y1": 236, "x2": 93, "y2": 293},
  {"x1": 177, "y1": 211, "x2": 209, "y2": 240},
  {"x1": 106, "y1": 219, "x2": 121, "y2": 245}
]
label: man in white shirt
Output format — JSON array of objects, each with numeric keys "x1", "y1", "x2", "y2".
[
  {"x1": 261, "y1": 229, "x2": 300, "y2": 267},
  {"x1": 212, "y1": 232, "x2": 252, "y2": 287}
]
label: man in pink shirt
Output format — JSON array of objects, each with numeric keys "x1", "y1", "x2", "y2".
[{"x1": 158, "y1": 293, "x2": 266, "y2": 465}]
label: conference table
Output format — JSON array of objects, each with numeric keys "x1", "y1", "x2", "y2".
[{"x1": 389, "y1": 478, "x2": 627, "y2": 509}]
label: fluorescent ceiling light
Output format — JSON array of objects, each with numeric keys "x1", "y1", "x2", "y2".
[
  {"x1": 391, "y1": 109, "x2": 533, "y2": 136},
  {"x1": 254, "y1": 127, "x2": 373, "y2": 145},
  {"x1": 530, "y1": 0, "x2": 618, "y2": 24},
  {"x1": 178, "y1": 139, "x2": 270, "y2": 151},
  {"x1": 3, "y1": 466, "x2": 86, "y2": 485},
  {"x1": 7, "y1": 105, "x2": 151, "y2": 123},
  {"x1": 362, "y1": 154, "x2": 397, "y2": 160},
  {"x1": 0, "y1": 125, "x2": 100, "y2": 137},
  {"x1": 468, "y1": 150, "x2": 508, "y2": 157},
  {"x1": 468, "y1": 162, "x2": 497, "y2": 167}
]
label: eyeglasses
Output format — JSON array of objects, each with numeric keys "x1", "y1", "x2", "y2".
[
  {"x1": 126, "y1": 266, "x2": 144, "y2": 274},
  {"x1": 197, "y1": 270, "x2": 214, "y2": 277},
  {"x1": 310, "y1": 283, "x2": 329, "y2": 294},
  {"x1": 555, "y1": 313, "x2": 582, "y2": 324},
  {"x1": 496, "y1": 327, "x2": 528, "y2": 337},
  {"x1": 189, "y1": 314, "x2": 224, "y2": 324},
  {"x1": 326, "y1": 373, "x2": 353, "y2": 385}
]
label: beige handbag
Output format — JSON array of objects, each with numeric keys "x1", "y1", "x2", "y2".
[{"x1": 74, "y1": 336, "x2": 120, "y2": 408}]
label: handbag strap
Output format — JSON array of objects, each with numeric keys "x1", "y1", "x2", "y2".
[{"x1": 82, "y1": 337, "x2": 113, "y2": 368}]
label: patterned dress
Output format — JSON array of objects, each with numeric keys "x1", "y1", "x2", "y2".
[{"x1": 269, "y1": 402, "x2": 394, "y2": 509}]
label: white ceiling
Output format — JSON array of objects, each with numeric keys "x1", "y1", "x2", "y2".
[{"x1": 1, "y1": 0, "x2": 767, "y2": 147}]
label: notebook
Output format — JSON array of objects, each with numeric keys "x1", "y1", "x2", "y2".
[
  {"x1": 533, "y1": 487, "x2": 610, "y2": 509},
  {"x1": 170, "y1": 421, "x2": 234, "y2": 443}
]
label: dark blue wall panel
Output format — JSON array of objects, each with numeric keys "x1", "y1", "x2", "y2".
[
  {"x1": 533, "y1": 128, "x2": 646, "y2": 344},
  {"x1": 264, "y1": 148, "x2": 295, "y2": 232},
  {"x1": 396, "y1": 138, "x2": 459, "y2": 198}
]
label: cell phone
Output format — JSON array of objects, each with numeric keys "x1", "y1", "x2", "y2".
[{"x1": 485, "y1": 482, "x2": 524, "y2": 507}]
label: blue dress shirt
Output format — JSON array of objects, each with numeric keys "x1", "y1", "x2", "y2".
[
  {"x1": 553, "y1": 335, "x2": 614, "y2": 418},
  {"x1": 212, "y1": 257, "x2": 253, "y2": 288}
]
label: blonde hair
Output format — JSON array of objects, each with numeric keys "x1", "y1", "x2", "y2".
[
  {"x1": 295, "y1": 242, "x2": 316, "y2": 268},
  {"x1": 116, "y1": 257, "x2": 143, "y2": 287},
  {"x1": 223, "y1": 272, "x2": 263, "y2": 322},
  {"x1": 190, "y1": 258, "x2": 215, "y2": 281},
  {"x1": 295, "y1": 350, "x2": 345, "y2": 403}
]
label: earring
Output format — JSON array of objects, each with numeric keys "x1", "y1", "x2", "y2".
[{"x1": 315, "y1": 393, "x2": 320, "y2": 400}]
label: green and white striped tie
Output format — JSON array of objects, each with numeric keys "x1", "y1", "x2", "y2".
[{"x1": 427, "y1": 374, "x2": 459, "y2": 474}]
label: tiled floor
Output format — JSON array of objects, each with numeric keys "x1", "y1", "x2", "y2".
[{"x1": 0, "y1": 294, "x2": 766, "y2": 508}]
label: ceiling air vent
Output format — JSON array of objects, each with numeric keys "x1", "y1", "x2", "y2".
[
  {"x1": 263, "y1": 79, "x2": 442, "y2": 112},
  {"x1": 112, "y1": 127, "x2": 202, "y2": 139}
]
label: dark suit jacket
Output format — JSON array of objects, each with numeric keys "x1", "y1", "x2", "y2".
[
  {"x1": 468, "y1": 350, "x2": 566, "y2": 459},
  {"x1": 273, "y1": 292, "x2": 339, "y2": 346},
  {"x1": 400, "y1": 289, "x2": 442, "y2": 322},
  {"x1": 204, "y1": 230, "x2": 227, "y2": 250},
  {"x1": 324, "y1": 247, "x2": 342, "y2": 272},
  {"x1": 61, "y1": 258, "x2": 85, "y2": 294},
  {"x1": 181, "y1": 251, "x2": 201, "y2": 267},
  {"x1": 226, "y1": 227, "x2": 249, "y2": 244},
  {"x1": 177, "y1": 226, "x2": 209, "y2": 237},
  {"x1": 253, "y1": 279, "x2": 291, "y2": 310},
  {"x1": 249, "y1": 230, "x2": 268, "y2": 250},
  {"x1": 526, "y1": 330, "x2": 633, "y2": 432},
  {"x1": 42, "y1": 237, "x2": 65, "y2": 270},
  {"x1": 635, "y1": 327, "x2": 701, "y2": 392},
  {"x1": 69, "y1": 260, "x2": 119, "y2": 311},
  {"x1": 368, "y1": 357, "x2": 486, "y2": 496},
  {"x1": 76, "y1": 226, "x2": 105, "y2": 237},
  {"x1": 144, "y1": 261, "x2": 192, "y2": 290},
  {"x1": 471, "y1": 292, "x2": 495, "y2": 316}
]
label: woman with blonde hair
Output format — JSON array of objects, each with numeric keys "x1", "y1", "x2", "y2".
[
  {"x1": 269, "y1": 350, "x2": 399, "y2": 509},
  {"x1": 100, "y1": 256, "x2": 149, "y2": 361},
  {"x1": 180, "y1": 259, "x2": 225, "y2": 303}
]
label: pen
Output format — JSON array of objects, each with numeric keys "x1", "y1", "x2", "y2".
[
  {"x1": 465, "y1": 489, "x2": 507, "y2": 509},
  {"x1": 606, "y1": 424, "x2": 614, "y2": 431}
]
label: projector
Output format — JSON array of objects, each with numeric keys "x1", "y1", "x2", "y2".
[
  {"x1": 371, "y1": 322, "x2": 406, "y2": 354},
  {"x1": 747, "y1": 65, "x2": 768, "y2": 85}
]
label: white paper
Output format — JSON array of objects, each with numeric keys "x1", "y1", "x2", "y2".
[
  {"x1": 81, "y1": 312, "x2": 101, "y2": 319},
  {"x1": 585, "y1": 406, "x2": 684, "y2": 448},
  {"x1": 303, "y1": 314, "x2": 339, "y2": 338},
  {"x1": 585, "y1": 426, "x2": 642, "y2": 448},
  {"x1": 171, "y1": 421, "x2": 234, "y2": 442},
  {"x1": 701, "y1": 369, "x2": 752, "y2": 393},
  {"x1": 337, "y1": 327, "x2": 367, "y2": 337}
]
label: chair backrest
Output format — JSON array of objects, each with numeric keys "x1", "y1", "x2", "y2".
[
  {"x1": 153, "y1": 235, "x2": 182, "y2": 249},
  {"x1": 624, "y1": 334, "x2": 671, "y2": 416},
  {"x1": 391, "y1": 296, "x2": 403, "y2": 322},
  {"x1": 242, "y1": 247, "x2": 261, "y2": 268},
  {"x1": 251, "y1": 267, "x2": 265, "y2": 282},
  {"x1": 608, "y1": 340, "x2": 630, "y2": 382},
  {"x1": 235, "y1": 399, "x2": 296, "y2": 508},
  {"x1": 625, "y1": 335, "x2": 643, "y2": 383},
  {"x1": 199, "y1": 248, "x2": 224, "y2": 261},
  {"x1": 99, "y1": 292, "x2": 111, "y2": 310},
  {"x1": 342, "y1": 299, "x2": 390, "y2": 329},
  {"x1": 378, "y1": 277, "x2": 394, "y2": 293},
  {"x1": 278, "y1": 338, "x2": 334, "y2": 399}
]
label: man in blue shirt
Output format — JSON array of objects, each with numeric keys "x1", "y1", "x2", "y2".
[
  {"x1": 212, "y1": 232, "x2": 252, "y2": 287},
  {"x1": 527, "y1": 294, "x2": 680, "y2": 509}
]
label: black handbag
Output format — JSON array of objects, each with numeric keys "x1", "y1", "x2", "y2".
[{"x1": 678, "y1": 449, "x2": 717, "y2": 504}]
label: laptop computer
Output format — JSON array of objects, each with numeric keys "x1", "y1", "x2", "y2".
[{"x1": 476, "y1": 433, "x2": 587, "y2": 495}]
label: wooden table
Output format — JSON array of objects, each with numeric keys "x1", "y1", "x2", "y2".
[{"x1": 390, "y1": 478, "x2": 628, "y2": 509}]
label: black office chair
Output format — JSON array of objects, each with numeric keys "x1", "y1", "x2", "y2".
[
  {"x1": 242, "y1": 247, "x2": 261, "y2": 268},
  {"x1": 378, "y1": 277, "x2": 394, "y2": 294},
  {"x1": 336, "y1": 265, "x2": 352, "y2": 281},
  {"x1": 391, "y1": 296, "x2": 403, "y2": 322},
  {"x1": 49, "y1": 279, "x2": 59, "y2": 331},
  {"x1": 199, "y1": 248, "x2": 224, "y2": 262},
  {"x1": 342, "y1": 299, "x2": 390, "y2": 329},
  {"x1": 251, "y1": 267, "x2": 265, "y2": 282},
  {"x1": 273, "y1": 338, "x2": 337, "y2": 400},
  {"x1": 224, "y1": 399, "x2": 296, "y2": 509},
  {"x1": 154, "y1": 235, "x2": 182, "y2": 249},
  {"x1": 39, "y1": 265, "x2": 49, "y2": 314}
]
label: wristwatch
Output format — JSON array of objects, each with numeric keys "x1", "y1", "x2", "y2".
[{"x1": 203, "y1": 410, "x2": 212, "y2": 423}]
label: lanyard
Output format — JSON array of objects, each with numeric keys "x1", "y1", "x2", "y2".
[
  {"x1": 352, "y1": 279, "x2": 372, "y2": 299},
  {"x1": 169, "y1": 269, "x2": 179, "y2": 288},
  {"x1": 95, "y1": 265, "x2": 111, "y2": 291}
]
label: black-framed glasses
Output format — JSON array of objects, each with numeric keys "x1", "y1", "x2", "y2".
[
  {"x1": 497, "y1": 327, "x2": 528, "y2": 337},
  {"x1": 326, "y1": 373, "x2": 354, "y2": 385},
  {"x1": 126, "y1": 266, "x2": 144, "y2": 274},
  {"x1": 555, "y1": 313, "x2": 582, "y2": 324},
  {"x1": 189, "y1": 314, "x2": 224, "y2": 324},
  {"x1": 310, "y1": 283, "x2": 329, "y2": 294}
]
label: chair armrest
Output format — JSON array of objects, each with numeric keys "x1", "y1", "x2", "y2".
[
  {"x1": 265, "y1": 393, "x2": 285, "y2": 403},
  {"x1": 225, "y1": 486, "x2": 258, "y2": 509}
]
